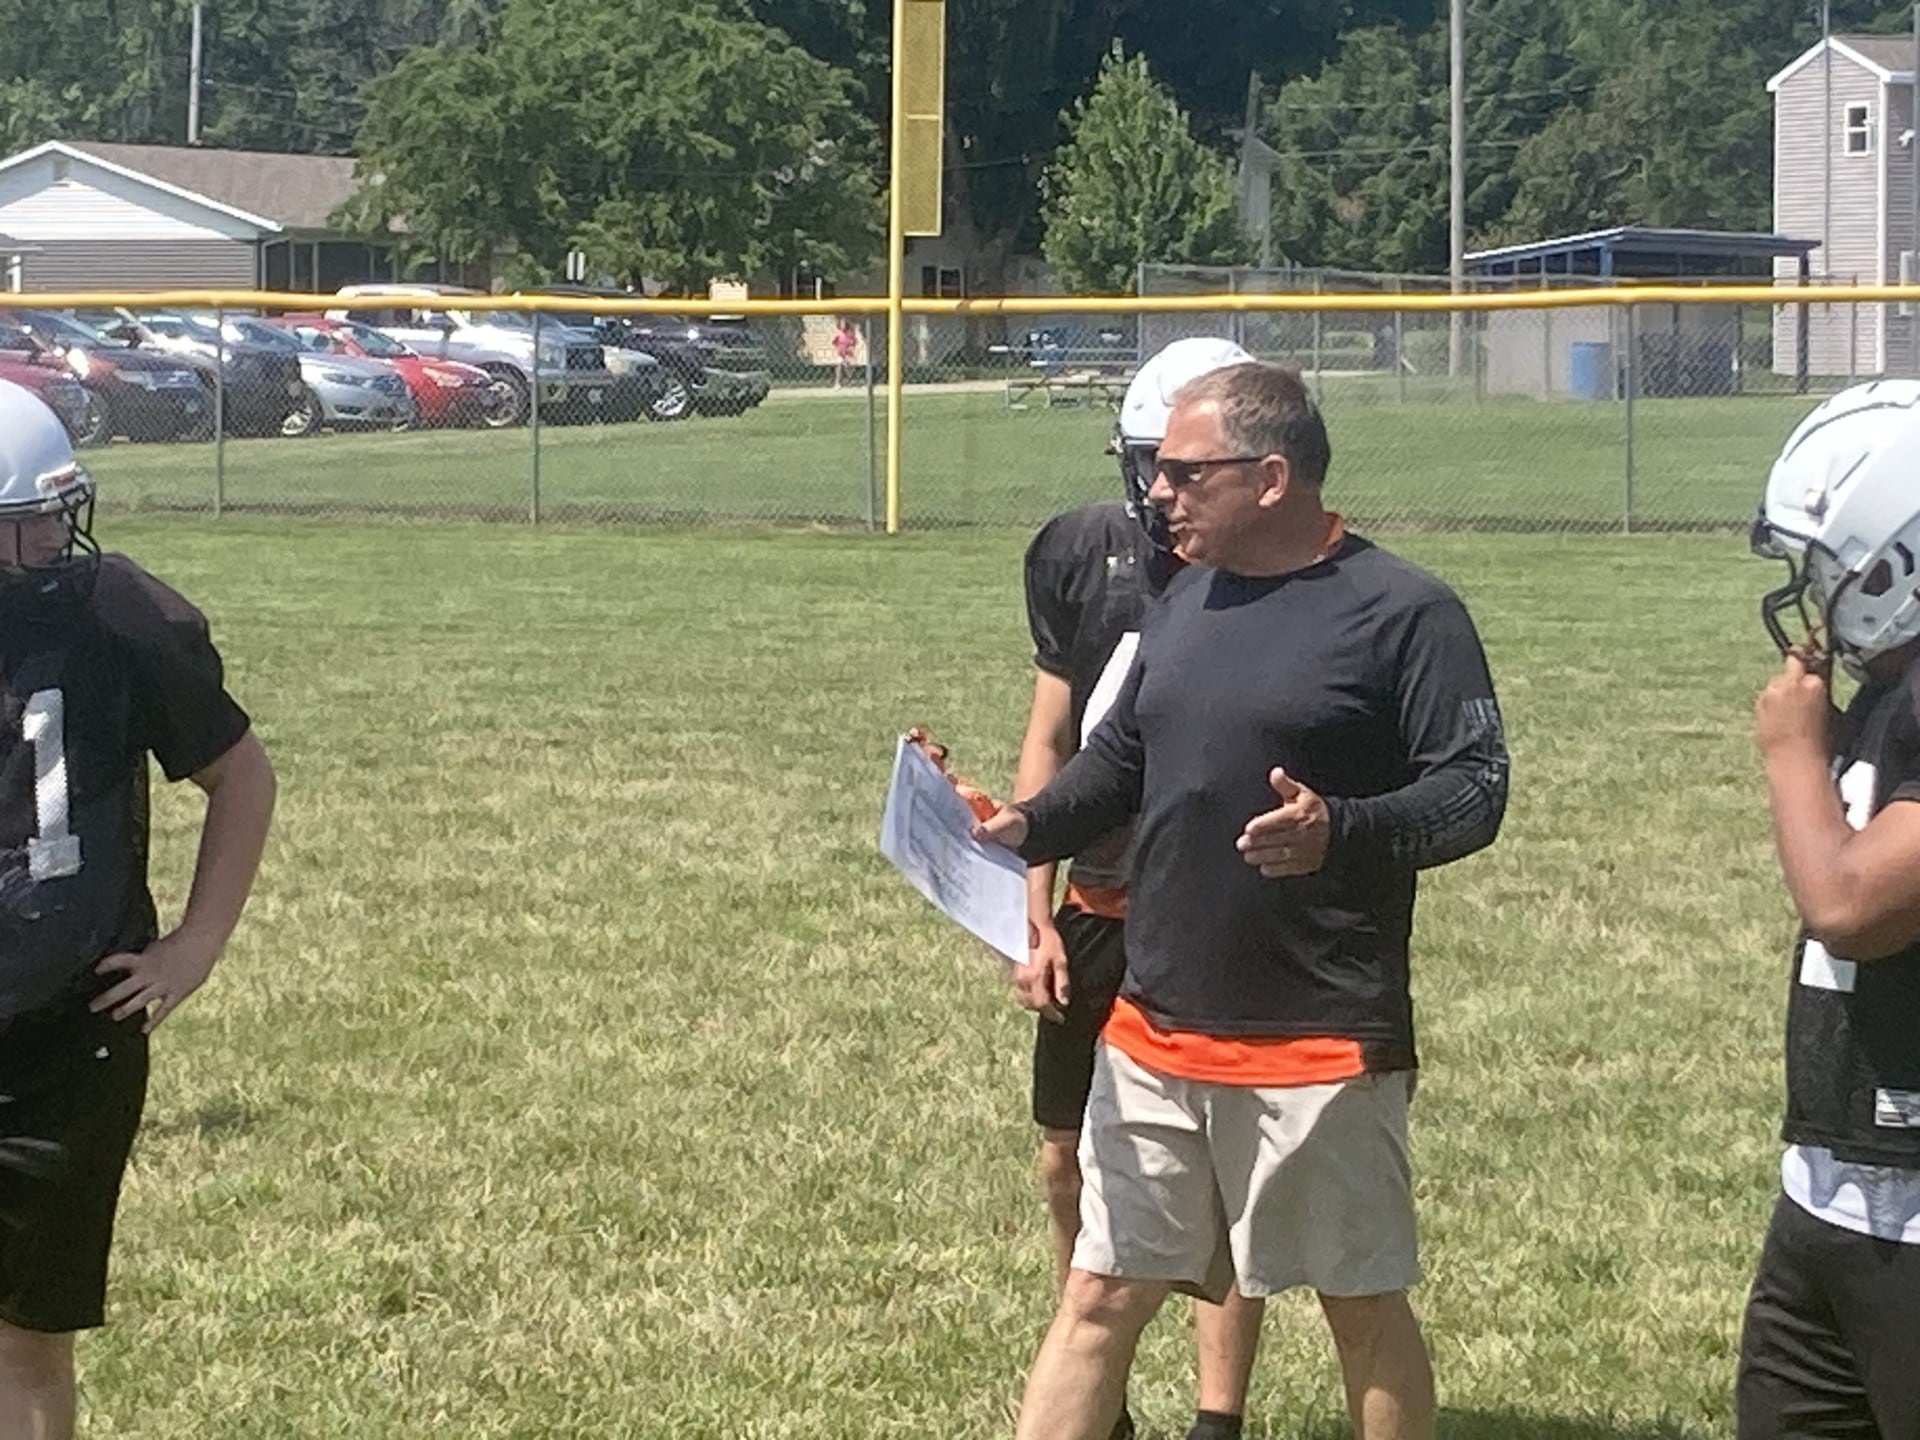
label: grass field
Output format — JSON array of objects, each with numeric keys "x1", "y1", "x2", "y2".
[
  {"x1": 62, "y1": 511, "x2": 1797, "y2": 1439},
  {"x1": 76, "y1": 386, "x2": 1820, "y2": 533}
]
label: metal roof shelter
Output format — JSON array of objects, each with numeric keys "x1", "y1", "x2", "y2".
[{"x1": 1466, "y1": 226, "x2": 1820, "y2": 282}]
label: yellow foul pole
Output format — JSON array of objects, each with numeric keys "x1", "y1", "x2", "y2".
[
  {"x1": 885, "y1": 0, "x2": 944, "y2": 534},
  {"x1": 885, "y1": 0, "x2": 908, "y2": 535}
]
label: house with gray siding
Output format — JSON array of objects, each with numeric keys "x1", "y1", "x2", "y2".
[
  {"x1": 0, "y1": 140, "x2": 400, "y2": 292},
  {"x1": 1770, "y1": 33, "x2": 1920, "y2": 377}
]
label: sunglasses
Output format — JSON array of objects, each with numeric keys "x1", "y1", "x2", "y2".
[{"x1": 1154, "y1": 455, "x2": 1270, "y2": 489}]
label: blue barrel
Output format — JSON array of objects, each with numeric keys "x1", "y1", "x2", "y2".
[{"x1": 1569, "y1": 340, "x2": 1614, "y2": 400}]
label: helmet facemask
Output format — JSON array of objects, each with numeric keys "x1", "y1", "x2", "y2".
[
  {"x1": 1116, "y1": 435, "x2": 1171, "y2": 551},
  {"x1": 0, "y1": 469, "x2": 98, "y2": 613},
  {"x1": 1754, "y1": 513, "x2": 1823, "y2": 660},
  {"x1": 1755, "y1": 515, "x2": 1920, "y2": 679}
]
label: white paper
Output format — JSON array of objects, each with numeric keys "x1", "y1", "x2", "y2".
[{"x1": 879, "y1": 735, "x2": 1030, "y2": 963}]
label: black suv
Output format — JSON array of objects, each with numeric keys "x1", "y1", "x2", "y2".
[
  {"x1": 3, "y1": 310, "x2": 212, "y2": 442},
  {"x1": 526, "y1": 287, "x2": 771, "y2": 418},
  {"x1": 75, "y1": 309, "x2": 304, "y2": 438}
]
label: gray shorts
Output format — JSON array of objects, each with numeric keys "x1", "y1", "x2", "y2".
[{"x1": 1072, "y1": 1042, "x2": 1420, "y2": 1303}]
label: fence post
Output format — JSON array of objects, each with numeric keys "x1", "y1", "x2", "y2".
[
  {"x1": 1735, "y1": 302, "x2": 1746, "y2": 396},
  {"x1": 1622, "y1": 303, "x2": 1637, "y2": 535},
  {"x1": 1542, "y1": 305, "x2": 1555, "y2": 399},
  {"x1": 1848, "y1": 286, "x2": 1858, "y2": 385},
  {"x1": 1795, "y1": 290, "x2": 1811, "y2": 396},
  {"x1": 1393, "y1": 279, "x2": 1406, "y2": 403},
  {"x1": 1473, "y1": 290, "x2": 1486, "y2": 403},
  {"x1": 1311, "y1": 275, "x2": 1323, "y2": 401},
  {"x1": 213, "y1": 305, "x2": 225, "y2": 519},
  {"x1": 528, "y1": 309, "x2": 542, "y2": 526},
  {"x1": 864, "y1": 314, "x2": 878, "y2": 532}
]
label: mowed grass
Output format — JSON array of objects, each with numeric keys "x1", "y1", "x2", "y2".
[
  {"x1": 77, "y1": 386, "x2": 1817, "y2": 532},
  {"x1": 80, "y1": 513, "x2": 1794, "y2": 1438}
]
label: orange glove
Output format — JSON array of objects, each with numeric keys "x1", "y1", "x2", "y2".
[{"x1": 906, "y1": 726, "x2": 1002, "y2": 823}]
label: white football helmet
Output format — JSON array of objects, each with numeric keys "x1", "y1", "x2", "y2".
[
  {"x1": 1116, "y1": 336, "x2": 1254, "y2": 549},
  {"x1": 0, "y1": 378, "x2": 96, "y2": 564},
  {"x1": 1755, "y1": 379, "x2": 1920, "y2": 671}
]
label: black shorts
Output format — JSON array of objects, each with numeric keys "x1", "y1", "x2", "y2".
[
  {"x1": 0, "y1": 995, "x2": 149, "y2": 1333},
  {"x1": 1737, "y1": 1191, "x2": 1920, "y2": 1439},
  {"x1": 1030, "y1": 905, "x2": 1127, "y2": 1132}
]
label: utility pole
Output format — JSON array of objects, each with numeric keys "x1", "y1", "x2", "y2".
[
  {"x1": 1822, "y1": 0, "x2": 1832, "y2": 277},
  {"x1": 1910, "y1": 2, "x2": 1918, "y2": 373},
  {"x1": 188, "y1": 1, "x2": 203, "y2": 145},
  {"x1": 1448, "y1": 0, "x2": 1466, "y2": 375},
  {"x1": 1238, "y1": 71, "x2": 1273, "y2": 270}
]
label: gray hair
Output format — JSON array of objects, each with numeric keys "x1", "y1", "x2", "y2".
[{"x1": 1172, "y1": 361, "x2": 1331, "y2": 490}]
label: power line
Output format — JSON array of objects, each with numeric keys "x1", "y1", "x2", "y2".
[
  {"x1": 1271, "y1": 81, "x2": 1597, "y2": 116},
  {"x1": 1274, "y1": 139, "x2": 1527, "y2": 162}
]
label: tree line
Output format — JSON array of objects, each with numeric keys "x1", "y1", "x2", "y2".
[{"x1": 0, "y1": 0, "x2": 1909, "y2": 290}]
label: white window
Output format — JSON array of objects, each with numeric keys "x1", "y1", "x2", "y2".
[
  {"x1": 919, "y1": 265, "x2": 964, "y2": 299},
  {"x1": 1846, "y1": 102, "x2": 1873, "y2": 156}
]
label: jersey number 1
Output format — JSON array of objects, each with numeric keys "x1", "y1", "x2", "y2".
[{"x1": 21, "y1": 688, "x2": 81, "y2": 880}]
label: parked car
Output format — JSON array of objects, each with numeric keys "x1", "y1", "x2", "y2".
[
  {"x1": 326, "y1": 284, "x2": 660, "y2": 426},
  {"x1": 264, "y1": 315, "x2": 506, "y2": 428},
  {"x1": 1, "y1": 309, "x2": 210, "y2": 443},
  {"x1": 519, "y1": 286, "x2": 710, "y2": 422},
  {"x1": 0, "y1": 329, "x2": 94, "y2": 445},
  {"x1": 615, "y1": 310, "x2": 772, "y2": 415},
  {"x1": 78, "y1": 309, "x2": 304, "y2": 437},
  {"x1": 213, "y1": 316, "x2": 412, "y2": 435}
]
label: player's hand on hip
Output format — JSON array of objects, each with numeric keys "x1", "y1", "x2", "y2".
[
  {"x1": 1016, "y1": 915, "x2": 1072, "y2": 1023},
  {"x1": 91, "y1": 928, "x2": 222, "y2": 1033},
  {"x1": 973, "y1": 804, "x2": 1029, "y2": 852},
  {"x1": 1238, "y1": 767, "x2": 1331, "y2": 877},
  {"x1": 1755, "y1": 648, "x2": 1833, "y2": 758}
]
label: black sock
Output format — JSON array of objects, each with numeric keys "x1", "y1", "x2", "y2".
[{"x1": 1187, "y1": 1410, "x2": 1244, "y2": 1440}]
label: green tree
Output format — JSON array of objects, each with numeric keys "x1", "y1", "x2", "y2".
[
  {"x1": 1263, "y1": 24, "x2": 1446, "y2": 272},
  {"x1": 1040, "y1": 45, "x2": 1250, "y2": 294},
  {"x1": 347, "y1": 0, "x2": 883, "y2": 289}
]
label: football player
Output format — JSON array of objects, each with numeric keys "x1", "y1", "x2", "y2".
[
  {"x1": 0, "y1": 381, "x2": 275, "y2": 1440},
  {"x1": 1741, "y1": 380, "x2": 1920, "y2": 1436},
  {"x1": 1014, "y1": 337, "x2": 1265, "y2": 1440}
]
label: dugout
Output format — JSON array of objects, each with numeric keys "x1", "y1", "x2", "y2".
[{"x1": 1465, "y1": 227, "x2": 1818, "y2": 399}]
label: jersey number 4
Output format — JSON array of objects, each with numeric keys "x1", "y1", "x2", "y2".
[{"x1": 21, "y1": 688, "x2": 81, "y2": 880}]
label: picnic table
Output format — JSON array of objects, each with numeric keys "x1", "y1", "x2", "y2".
[
  {"x1": 995, "y1": 331, "x2": 1136, "y2": 411},
  {"x1": 1004, "y1": 365, "x2": 1133, "y2": 411}
]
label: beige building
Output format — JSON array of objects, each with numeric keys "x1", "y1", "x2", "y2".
[{"x1": 1770, "y1": 32, "x2": 1920, "y2": 376}]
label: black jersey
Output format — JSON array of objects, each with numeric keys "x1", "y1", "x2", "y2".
[
  {"x1": 1022, "y1": 503, "x2": 1177, "y2": 892},
  {"x1": 1017, "y1": 534, "x2": 1508, "y2": 1066},
  {"x1": 1781, "y1": 659, "x2": 1920, "y2": 1168},
  {"x1": 0, "y1": 556, "x2": 251, "y2": 1020}
]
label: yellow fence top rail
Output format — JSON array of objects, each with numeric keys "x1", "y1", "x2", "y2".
[{"x1": 7, "y1": 282, "x2": 1920, "y2": 314}]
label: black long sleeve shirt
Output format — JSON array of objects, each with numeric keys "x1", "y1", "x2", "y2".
[{"x1": 1015, "y1": 534, "x2": 1508, "y2": 1067}]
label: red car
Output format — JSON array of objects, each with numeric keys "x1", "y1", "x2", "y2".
[
  {"x1": 265, "y1": 315, "x2": 507, "y2": 428},
  {"x1": 0, "y1": 343, "x2": 95, "y2": 444}
]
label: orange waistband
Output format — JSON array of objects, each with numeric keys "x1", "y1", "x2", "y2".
[
  {"x1": 1101, "y1": 995, "x2": 1368, "y2": 1087},
  {"x1": 1064, "y1": 881, "x2": 1128, "y2": 920}
]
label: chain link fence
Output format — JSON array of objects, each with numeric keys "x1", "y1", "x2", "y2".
[{"x1": 1, "y1": 286, "x2": 1890, "y2": 533}]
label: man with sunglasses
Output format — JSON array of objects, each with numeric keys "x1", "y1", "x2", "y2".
[
  {"x1": 1011, "y1": 337, "x2": 1264, "y2": 1440},
  {"x1": 979, "y1": 361, "x2": 1507, "y2": 1440}
]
